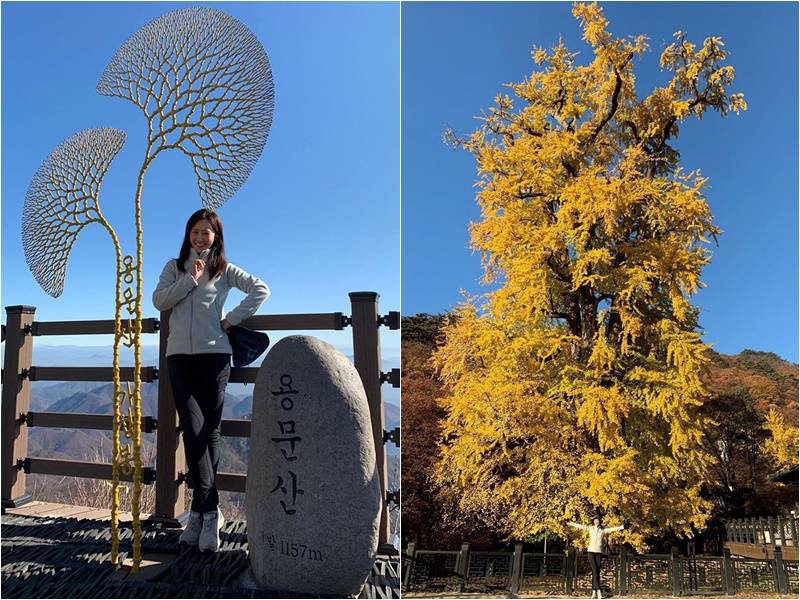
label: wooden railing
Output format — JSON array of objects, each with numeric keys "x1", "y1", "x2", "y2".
[
  {"x1": 725, "y1": 515, "x2": 799, "y2": 561},
  {"x1": 1, "y1": 293, "x2": 400, "y2": 546},
  {"x1": 727, "y1": 516, "x2": 799, "y2": 547}
]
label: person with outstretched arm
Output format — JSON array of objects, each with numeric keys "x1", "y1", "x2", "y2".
[{"x1": 567, "y1": 515, "x2": 624, "y2": 598}]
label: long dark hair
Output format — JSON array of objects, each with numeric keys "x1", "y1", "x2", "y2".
[{"x1": 176, "y1": 209, "x2": 227, "y2": 280}]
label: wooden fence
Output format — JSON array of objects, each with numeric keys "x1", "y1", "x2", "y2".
[
  {"x1": 1, "y1": 293, "x2": 399, "y2": 547},
  {"x1": 402, "y1": 541, "x2": 800, "y2": 596},
  {"x1": 725, "y1": 515, "x2": 799, "y2": 560}
]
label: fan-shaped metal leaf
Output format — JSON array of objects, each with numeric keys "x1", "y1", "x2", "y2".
[
  {"x1": 22, "y1": 127, "x2": 126, "y2": 297},
  {"x1": 96, "y1": 7, "x2": 274, "y2": 209}
]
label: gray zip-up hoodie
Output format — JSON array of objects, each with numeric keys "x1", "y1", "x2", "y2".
[
  {"x1": 152, "y1": 248, "x2": 270, "y2": 356},
  {"x1": 569, "y1": 522, "x2": 624, "y2": 553}
]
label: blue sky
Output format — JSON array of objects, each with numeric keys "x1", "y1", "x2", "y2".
[
  {"x1": 1, "y1": 1, "x2": 400, "y2": 358},
  {"x1": 402, "y1": 1, "x2": 799, "y2": 363}
]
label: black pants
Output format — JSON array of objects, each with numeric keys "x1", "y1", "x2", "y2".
[
  {"x1": 168, "y1": 353, "x2": 231, "y2": 514},
  {"x1": 588, "y1": 552, "x2": 602, "y2": 591}
]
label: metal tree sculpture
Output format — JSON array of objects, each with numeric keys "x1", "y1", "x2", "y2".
[
  {"x1": 21, "y1": 127, "x2": 139, "y2": 562},
  {"x1": 22, "y1": 7, "x2": 273, "y2": 571},
  {"x1": 96, "y1": 6, "x2": 274, "y2": 209},
  {"x1": 23, "y1": 128, "x2": 127, "y2": 297}
]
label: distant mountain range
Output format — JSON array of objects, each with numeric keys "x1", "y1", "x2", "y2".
[
  {"x1": 21, "y1": 343, "x2": 400, "y2": 408},
  {"x1": 27, "y1": 379, "x2": 400, "y2": 463}
]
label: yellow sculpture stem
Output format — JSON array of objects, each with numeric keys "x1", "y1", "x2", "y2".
[
  {"x1": 97, "y1": 216, "x2": 124, "y2": 566},
  {"x1": 130, "y1": 161, "x2": 148, "y2": 572},
  {"x1": 98, "y1": 159, "x2": 148, "y2": 572}
]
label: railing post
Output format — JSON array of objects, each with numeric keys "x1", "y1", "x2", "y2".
[
  {"x1": 773, "y1": 546, "x2": 787, "y2": 594},
  {"x1": 402, "y1": 542, "x2": 416, "y2": 590},
  {"x1": 686, "y1": 541, "x2": 697, "y2": 593},
  {"x1": 619, "y1": 546, "x2": 628, "y2": 596},
  {"x1": 753, "y1": 517, "x2": 760, "y2": 545},
  {"x1": 457, "y1": 542, "x2": 470, "y2": 593},
  {"x1": 150, "y1": 309, "x2": 185, "y2": 526},
  {"x1": 790, "y1": 513, "x2": 798, "y2": 548},
  {"x1": 510, "y1": 543, "x2": 524, "y2": 594},
  {"x1": 768, "y1": 517, "x2": 777, "y2": 547},
  {"x1": 565, "y1": 546, "x2": 576, "y2": 595},
  {"x1": 722, "y1": 547, "x2": 735, "y2": 595},
  {"x1": 741, "y1": 519, "x2": 748, "y2": 543},
  {"x1": 1, "y1": 306, "x2": 36, "y2": 507},
  {"x1": 777, "y1": 516, "x2": 786, "y2": 547},
  {"x1": 349, "y1": 292, "x2": 389, "y2": 547},
  {"x1": 670, "y1": 547, "x2": 682, "y2": 596},
  {"x1": 759, "y1": 517, "x2": 767, "y2": 544}
]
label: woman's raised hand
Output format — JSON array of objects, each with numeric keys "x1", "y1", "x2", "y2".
[{"x1": 191, "y1": 259, "x2": 205, "y2": 281}]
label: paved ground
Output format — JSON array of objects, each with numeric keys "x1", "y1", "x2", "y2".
[{"x1": 1, "y1": 508, "x2": 399, "y2": 598}]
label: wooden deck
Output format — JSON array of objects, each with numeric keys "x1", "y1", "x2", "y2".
[
  {"x1": 2, "y1": 502, "x2": 400, "y2": 598},
  {"x1": 4, "y1": 500, "x2": 133, "y2": 522},
  {"x1": 726, "y1": 540, "x2": 799, "y2": 561}
]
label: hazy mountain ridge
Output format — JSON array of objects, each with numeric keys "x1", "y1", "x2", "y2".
[
  {"x1": 23, "y1": 343, "x2": 400, "y2": 407},
  {"x1": 26, "y1": 379, "x2": 401, "y2": 465}
]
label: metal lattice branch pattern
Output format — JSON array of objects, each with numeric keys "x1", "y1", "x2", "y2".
[
  {"x1": 22, "y1": 128, "x2": 126, "y2": 297},
  {"x1": 96, "y1": 7, "x2": 274, "y2": 209}
]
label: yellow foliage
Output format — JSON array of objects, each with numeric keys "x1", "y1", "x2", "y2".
[
  {"x1": 763, "y1": 409, "x2": 800, "y2": 471},
  {"x1": 434, "y1": 2, "x2": 744, "y2": 549}
]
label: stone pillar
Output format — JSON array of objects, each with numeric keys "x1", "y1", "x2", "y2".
[{"x1": 246, "y1": 335, "x2": 382, "y2": 596}]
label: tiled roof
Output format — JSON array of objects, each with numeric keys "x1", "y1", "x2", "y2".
[{"x1": 1, "y1": 513, "x2": 399, "y2": 599}]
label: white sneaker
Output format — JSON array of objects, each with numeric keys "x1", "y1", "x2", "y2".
[
  {"x1": 198, "y1": 507, "x2": 224, "y2": 552},
  {"x1": 591, "y1": 592, "x2": 597, "y2": 599},
  {"x1": 178, "y1": 511, "x2": 203, "y2": 546},
  {"x1": 598, "y1": 592, "x2": 604, "y2": 599}
]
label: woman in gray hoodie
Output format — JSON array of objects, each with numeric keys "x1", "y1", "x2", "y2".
[
  {"x1": 567, "y1": 515, "x2": 624, "y2": 598},
  {"x1": 153, "y1": 208, "x2": 269, "y2": 552}
]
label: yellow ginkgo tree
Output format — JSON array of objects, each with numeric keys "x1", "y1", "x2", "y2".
[{"x1": 435, "y1": 2, "x2": 745, "y2": 551}]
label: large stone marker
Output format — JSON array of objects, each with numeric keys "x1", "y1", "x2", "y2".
[{"x1": 246, "y1": 335, "x2": 382, "y2": 596}]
